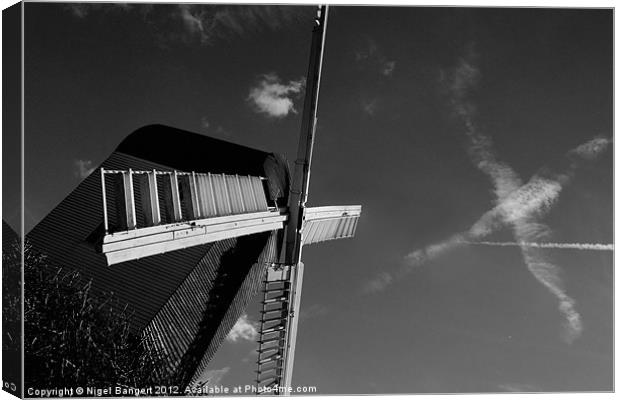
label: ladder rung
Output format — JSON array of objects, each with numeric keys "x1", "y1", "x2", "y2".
[
  {"x1": 258, "y1": 349, "x2": 280, "y2": 358},
  {"x1": 256, "y1": 362, "x2": 283, "y2": 373},
  {"x1": 263, "y1": 285, "x2": 290, "y2": 291},
  {"x1": 262, "y1": 289, "x2": 290, "y2": 296},
  {"x1": 257, "y1": 337, "x2": 285, "y2": 345},
  {"x1": 256, "y1": 375, "x2": 279, "y2": 387},
  {"x1": 256, "y1": 365, "x2": 283, "y2": 375},
  {"x1": 259, "y1": 325, "x2": 286, "y2": 334},
  {"x1": 263, "y1": 280, "x2": 290, "y2": 285},
  {"x1": 261, "y1": 303, "x2": 287, "y2": 311},
  {"x1": 261, "y1": 314, "x2": 288, "y2": 324},
  {"x1": 257, "y1": 374, "x2": 280, "y2": 384},
  {"x1": 262, "y1": 296, "x2": 288, "y2": 304},
  {"x1": 258, "y1": 344, "x2": 283, "y2": 353},
  {"x1": 259, "y1": 330, "x2": 284, "y2": 339},
  {"x1": 263, "y1": 286, "x2": 289, "y2": 293},
  {"x1": 257, "y1": 375, "x2": 280, "y2": 385},
  {"x1": 260, "y1": 325, "x2": 285, "y2": 334},
  {"x1": 263, "y1": 286, "x2": 289, "y2": 292},
  {"x1": 257, "y1": 380, "x2": 279, "y2": 391},
  {"x1": 261, "y1": 321, "x2": 286, "y2": 331},
  {"x1": 260, "y1": 308, "x2": 286, "y2": 315},
  {"x1": 257, "y1": 354, "x2": 282, "y2": 364}
]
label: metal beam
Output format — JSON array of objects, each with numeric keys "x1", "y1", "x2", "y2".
[
  {"x1": 139, "y1": 171, "x2": 161, "y2": 226},
  {"x1": 280, "y1": 261, "x2": 304, "y2": 391},
  {"x1": 169, "y1": 171, "x2": 183, "y2": 222},
  {"x1": 123, "y1": 169, "x2": 136, "y2": 229},
  {"x1": 304, "y1": 205, "x2": 362, "y2": 221},
  {"x1": 278, "y1": 6, "x2": 329, "y2": 394},
  {"x1": 101, "y1": 168, "x2": 109, "y2": 233},
  {"x1": 284, "y1": 5, "x2": 329, "y2": 266},
  {"x1": 100, "y1": 210, "x2": 287, "y2": 265}
]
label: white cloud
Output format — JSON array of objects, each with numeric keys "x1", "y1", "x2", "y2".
[
  {"x1": 173, "y1": 6, "x2": 302, "y2": 44},
  {"x1": 67, "y1": 4, "x2": 300, "y2": 46},
  {"x1": 226, "y1": 314, "x2": 258, "y2": 342},
  {"x1": 568, "y1": 137, "x2": 612, "y2": 160},
  {"x1": 247, "y1": 74, "x2": 304, "y2": 118},
  {"x1": 68, "y1": 4, "x2": 89, "y2": 18},
  {"x1": 74, "y1": 160, "x2": 95, "y2": 179},
  {"x1": 363, "y1": 271, "x2": 394, "y2": 294},
  {"x1": 179, "y1": 5, "x2": 206, "y2": 37}
]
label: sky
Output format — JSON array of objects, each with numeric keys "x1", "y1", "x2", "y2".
[{"x1": 17, "y1": 3, "x2": 613, "y2": 394}]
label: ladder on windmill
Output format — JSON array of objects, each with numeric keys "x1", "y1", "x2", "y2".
[{"x1": 255, "y1": 206, "x2": 360, "y2": 392}]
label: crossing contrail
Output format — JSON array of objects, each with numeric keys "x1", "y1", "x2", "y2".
[
  {"x1": 436, "y1": 46, "x2": 605, "y2": 343},
  {"x1": 364, "y1": 45, "x2": 611, "y2": 345},
  {"x1": 463, "y1": 241, "x2": 614, "y2": 251}
]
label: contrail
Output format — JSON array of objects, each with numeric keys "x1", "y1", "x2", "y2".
[
  {"x1": 464, "y1": 241, "x2": 614, "y2": 251},
  {"x1": 364, "y1": 46, "x2": 611, "y2": 345},
  {"x1": 441, "y1": 46, "x2": 587, "y2": 343}
]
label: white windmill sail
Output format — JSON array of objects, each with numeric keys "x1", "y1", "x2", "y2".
[
  {"x1": 98, "y1": 169, "x2": 286, "y2": 266},
  {"x1": 302, "y1": 206, "x2": 362, "y2": 244}
]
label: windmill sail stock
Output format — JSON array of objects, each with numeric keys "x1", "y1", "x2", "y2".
[{"x1": 97, "y1": 5, "x2": 362, "y2": 395}]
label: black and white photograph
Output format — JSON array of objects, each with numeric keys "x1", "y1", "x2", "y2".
[{"x1": 1, "y1": 1, "x2": 614, "y2": 397}]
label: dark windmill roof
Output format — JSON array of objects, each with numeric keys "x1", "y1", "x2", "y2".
[
  {"x1": 26, "y1": 124, "x2": 290, "y2": 386},
  {"x1": 115, "y1": 124, "x2": 290, "y2": 205},
  {"x1": 118, "y1": 124, "x2": 271, "y2": 176}
]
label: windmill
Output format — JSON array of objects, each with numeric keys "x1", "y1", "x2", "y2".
[{"x1": 92, "y1": 4, "x2": 359, "y2": 392}]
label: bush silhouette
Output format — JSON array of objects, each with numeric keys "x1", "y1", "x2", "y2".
[{"x1": 10, "y1": 241, "x2": 174, "y2": 391}]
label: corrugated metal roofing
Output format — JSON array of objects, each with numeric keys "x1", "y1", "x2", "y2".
[{"x1": 141, "y1": 231, "x2": 281, "y2": 386}]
